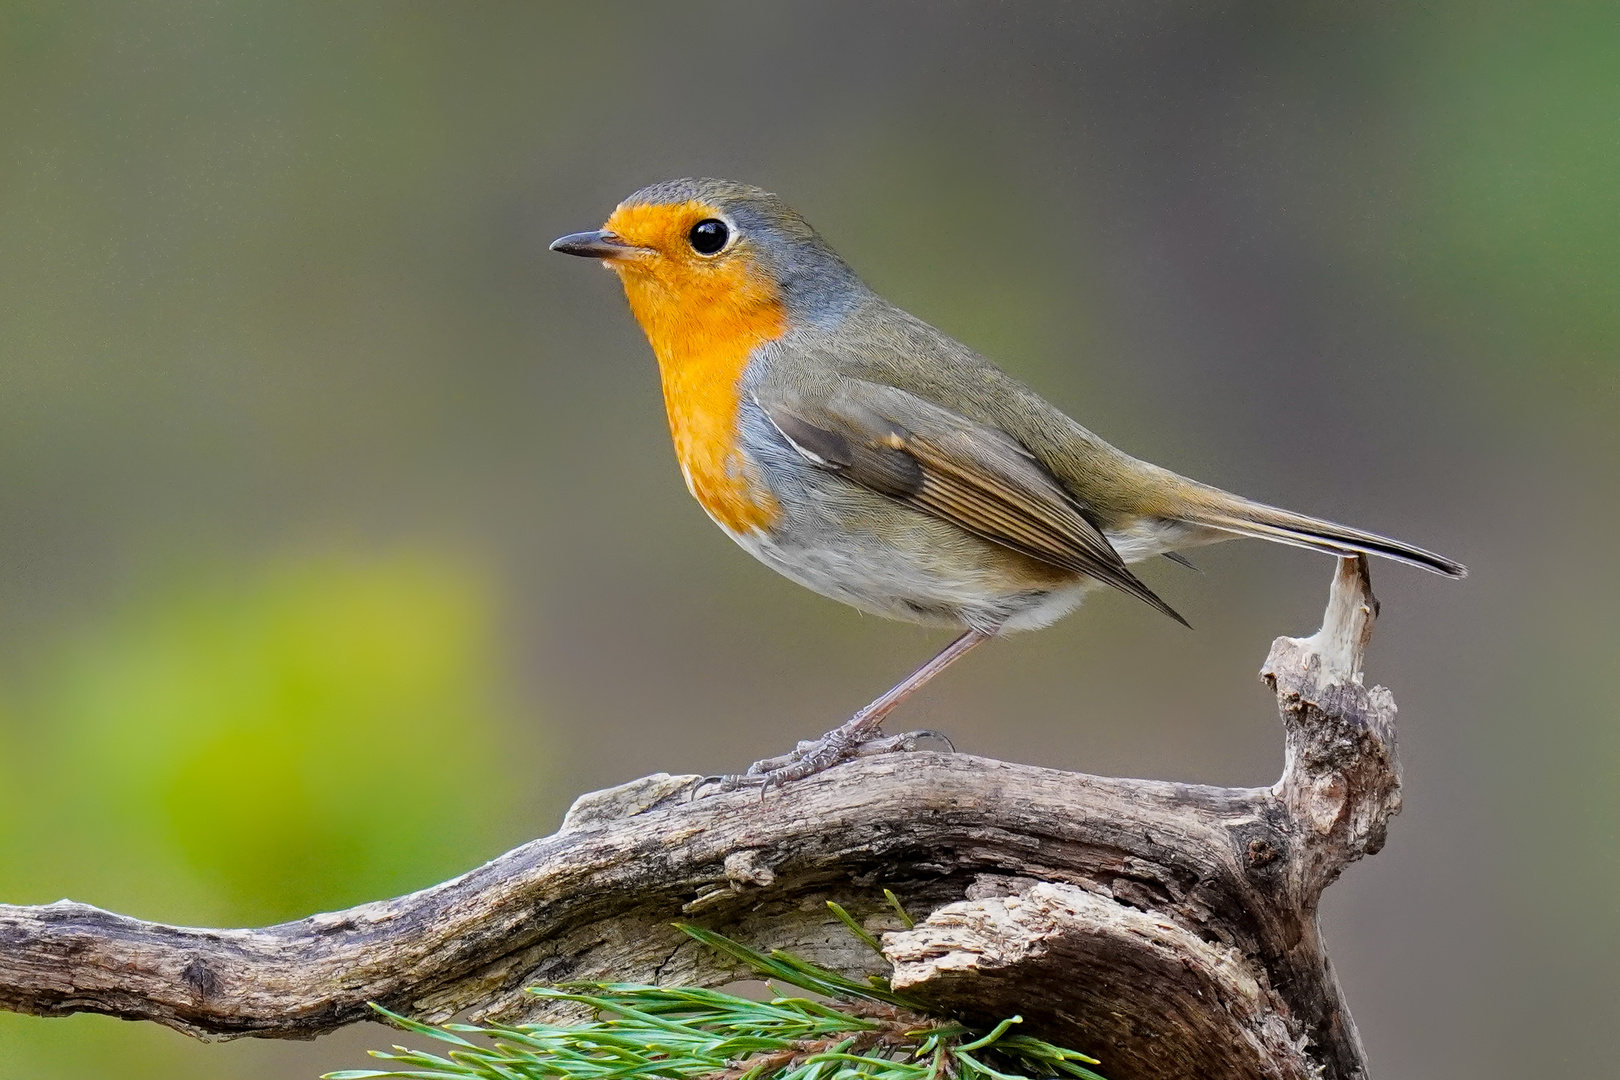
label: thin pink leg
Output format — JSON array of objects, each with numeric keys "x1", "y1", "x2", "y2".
[{"x1": 709, "y1": 628, "x2": 990, "y2": 791}]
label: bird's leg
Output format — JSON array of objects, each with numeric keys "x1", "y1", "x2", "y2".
[{"x1": 701, "y1": 628, "x2": 990, "y2": 793}]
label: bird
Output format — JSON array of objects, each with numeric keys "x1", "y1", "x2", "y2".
[{"x1": 550, "y1": 178, "x2": 1465, "y2": 789}]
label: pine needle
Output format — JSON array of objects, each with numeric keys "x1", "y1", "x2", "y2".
[{"x1": 325, "y1": 912, "x2": 1106, "y2": 1080}]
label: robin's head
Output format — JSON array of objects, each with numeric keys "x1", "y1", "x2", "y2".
[{"x1": 551, "y1": 179, "x2": 865, "y2": 334}]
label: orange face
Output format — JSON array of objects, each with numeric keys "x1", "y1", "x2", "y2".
[{"x1": 596, "y1": 200, "x2": 787, "y2": 535}]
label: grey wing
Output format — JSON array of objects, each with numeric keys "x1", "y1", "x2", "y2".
[{"x1": 754, "y1": 380, "x2": 1188, "y2": 627}]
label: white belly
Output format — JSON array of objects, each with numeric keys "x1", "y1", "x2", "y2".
[{"x1": 715, "y1": 518, "x2": 1092, "y2": 634}]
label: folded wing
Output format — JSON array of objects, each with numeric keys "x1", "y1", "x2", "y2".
[{"x1": 757, "y1": 381, "x2": 1189, "y2": 627}]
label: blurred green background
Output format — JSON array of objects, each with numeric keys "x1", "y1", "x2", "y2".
[{"x1": 0, "y1": 2, "x2": 1614, "y2": 1077}]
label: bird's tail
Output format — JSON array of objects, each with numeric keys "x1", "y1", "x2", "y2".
[{"x1": 1174, "y1": 489, "x2": 1467, "y2": 578}]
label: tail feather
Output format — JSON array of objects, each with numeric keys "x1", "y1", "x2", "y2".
[{"x1": 1186, "y1": 499, "x2": 1467, "y2": 578}]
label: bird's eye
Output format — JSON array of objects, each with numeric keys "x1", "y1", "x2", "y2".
[{"x1": 688, "y1": 218, "x2": 729, "y2": 255}]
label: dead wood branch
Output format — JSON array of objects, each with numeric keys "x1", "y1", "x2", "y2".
[{"x1": 0, "y1": 557, "x2": 1398, "y2": 1080}]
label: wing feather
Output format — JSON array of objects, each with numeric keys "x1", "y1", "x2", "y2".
[{"x1": 758, "y1": 383, "x2": 1188, "y2": 627}]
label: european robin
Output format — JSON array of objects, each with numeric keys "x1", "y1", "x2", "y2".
[{"x1": 551, "y1": 178, "x2": 1465, "y2": 788}]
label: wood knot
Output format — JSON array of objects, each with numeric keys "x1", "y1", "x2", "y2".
[
  {"x1": 1233, "y1": 824, "x2": 1287, "y2": 881},
  {"x1": 724, "y1": 850, "x2": 775, "y2": 887},
  {"x1": 181, "y1": 956, "x2": 219, "y2": 1001},
  {"x1": 681, "y1": 850, "x2": 777, "y2": 913}
]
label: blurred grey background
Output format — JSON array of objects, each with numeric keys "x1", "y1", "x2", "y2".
[{"x1": 0, "y1": 2, "x2": 1615, "y2": 1077}]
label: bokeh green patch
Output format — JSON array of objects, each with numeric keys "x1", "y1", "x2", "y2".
[
  {"x1": 0, "y1": 547, "x2": 536, "y2": 927},
  {"x1": 1401, "y1": 3, "x2": 1620, "y2": 378}
]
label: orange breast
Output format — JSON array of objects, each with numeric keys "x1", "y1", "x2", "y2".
[{"x1": 608, "y1": 208, "x2": 787, "y2": 534}]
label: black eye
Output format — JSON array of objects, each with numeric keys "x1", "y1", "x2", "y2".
[{"x1": 688, "y1": 218, "x2": 729, "y2": 255}]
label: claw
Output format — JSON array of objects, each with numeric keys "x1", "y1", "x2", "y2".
[
  {"x1": 851, "y1": 728, "x2": 956, "y2": 757},
  {"x1": 688, "y1": 771, "x2": 771, "y2": 800},
  {"x1": 901, "y1": 728, "x2": 956, "y2": 753},
  {"x1": 691, "y1": 725, "x2": 960, "y2": 797}
]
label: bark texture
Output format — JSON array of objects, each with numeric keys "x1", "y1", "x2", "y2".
[{"x1": 0, "y1": 557, "x2": 1399, "y2": 1080}]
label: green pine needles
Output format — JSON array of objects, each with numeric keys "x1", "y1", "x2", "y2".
[{"x1": 325, "y1": 896, "x2": 1106, "y2": 1080}]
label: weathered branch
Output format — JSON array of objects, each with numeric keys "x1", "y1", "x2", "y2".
[{"x1": 0, "y1": 557, "x2": 1400, "y2": 1080}]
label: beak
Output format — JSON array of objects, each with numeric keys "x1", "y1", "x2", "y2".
[{"x1": 550, "y1": 229, "x2": 640, "y2": 260}]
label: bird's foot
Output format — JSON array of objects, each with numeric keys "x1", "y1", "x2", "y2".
[{"x1": 692, "y1": 728, "x2": 954, "y2": 798}]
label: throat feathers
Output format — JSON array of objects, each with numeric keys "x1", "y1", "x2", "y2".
[{"x1": 605, "y1": 200, "x2": 787, "y2": 534}]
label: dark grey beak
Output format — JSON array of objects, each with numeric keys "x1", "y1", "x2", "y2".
[{"x1": 550, "y1": 230, "x2": 637, "y2": 259}]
